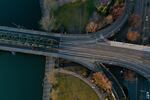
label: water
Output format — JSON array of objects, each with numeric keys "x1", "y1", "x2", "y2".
[
  {"x1": 0, "y1": 51, "x2": 45, "y2": 100},
  {"x1": 0, "y1": 0, "x2": 41, "y2": 29},
  {"x1": 0, "y1": 0, "x2": 45, "y2": 100}
]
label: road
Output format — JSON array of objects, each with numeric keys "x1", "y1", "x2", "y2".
[
  {"x1": 96, "y1": 63, "x2": 126, "y2": 99},
  {"x1": 134, "y1": 0, "x2": 143, "y2": 15},
  {"x1": 142, "y1": 0, "x2": 150, "y2": 44},
  {"x1": 58, "y1": 42, "x2": 150, "y2": 81},
  {"x1": 94, "y1": 0, "x2": 132, "y2": 38},
  {"x1": 0, "y1": 32, "x2": 150, "y2": 80},
  {"x1": 0, "y1": 37, "x2": 150, "y2": 100},
  {"x1": 0, "y1": 38, "x2": 150, "y2": 79},
  {"x1": 0, "y1": 0, "x2": 131, "y2": 42}
]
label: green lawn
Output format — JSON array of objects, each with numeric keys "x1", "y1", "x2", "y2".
[
  {"x1": 52, "y1": 0, "x2": 95, "y2": 33},
  {"x1": 52, "y1": 73, "x2": 99, "y2": 100}
]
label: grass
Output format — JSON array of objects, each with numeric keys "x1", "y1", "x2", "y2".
[
  {"x1": 52, "y1": 0, "x2": 95, "y2": 33},
  {"x1": 51, "y1": 73, "x2": 99, "y2": 100},
  {"x1": 41, "y1": 0, "x2": 117, "y2": 33}
]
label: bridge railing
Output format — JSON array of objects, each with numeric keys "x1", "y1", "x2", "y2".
[{"x1": 0, "y1": 30, "x2": 59, "y2": 51}]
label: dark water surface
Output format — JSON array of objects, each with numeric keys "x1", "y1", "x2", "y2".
[
  {"x1": 0, "y1": 51, "x2": 45, "y2": 100},
  {"x1": 0, "y1": 0, "x2": 41, "y2": 29},
  {"x1": 0, "y1": 0, "x2": 45, "y2": 100}
]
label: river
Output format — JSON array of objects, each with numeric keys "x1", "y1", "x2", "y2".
[
  {"x1": 0, "y1": 0, "x2": 45, "y2": 100},
  {"x1": 0, "y1": 0, "x2": 41, "y2": 29}
]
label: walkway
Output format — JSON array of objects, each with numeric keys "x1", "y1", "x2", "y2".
[{"x1": 43, "y1": 56, "x2": 56, "y2": 100}]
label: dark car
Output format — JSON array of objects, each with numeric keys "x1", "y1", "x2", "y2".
[{"x1": 147, "y1": 2, "x2": 149, "y2": 7}]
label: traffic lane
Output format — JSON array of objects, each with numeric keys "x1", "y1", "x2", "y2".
[
  {"x1": 58, "y1": 48, "x2": 150, "y2": 79},
  {"x1": 142, "y1": 0, "x2": 150, "y2": 40},
  {"x1": 60, "y1": 43, "x2": 150, "y2": 58},
  {"x1": 59, "y1": 43, "x2": 150, "y2": 65},
  {"x1": 58, "y1": 45, "x2": 150, "y2": 74},
  {"x1": 134, "y1": 0, "x2": 143, "y2": 15},
  {"x1": 59, "y1": 44, "x2": 146, "y2": 64}
]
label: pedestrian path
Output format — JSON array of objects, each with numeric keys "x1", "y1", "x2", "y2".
[{"x1": 42, "y1": 56, "x2": 55, "y2": 100}]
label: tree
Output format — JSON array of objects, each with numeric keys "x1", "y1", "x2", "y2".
[
  {"x1": 127, "y1": 31, "x2": 140, "y2": 42},
  {"x1": 105, "y1": 15, "x2": 113, "y2": 24},
  {"x1": 50, "y1": 89, "x2": 58, "y2": 100},
  {"x1": 92, "y1": 72, "x2": 112, "y2": 93},
  {"x1": 86, "y1": 21, "x2": 98, "y2": 33},
  {"x1": 111, "y1": 4, "x2": 124, "y2": 20},
  {"x1": 129, "y1": 14, "x2": 141, "y2": 28}
]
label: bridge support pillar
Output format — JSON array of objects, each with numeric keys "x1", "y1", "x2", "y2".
[{"x1": 42, "y1": 56, "x2": 56, "y2": 100}]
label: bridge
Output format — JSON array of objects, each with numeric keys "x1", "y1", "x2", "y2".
[
  {"x1": 0, "y1": 0, "x2": 149, "y2": 99},
  {"x1": 0, "y1": 27, "x2": 150, "y2": 79},
  {"x1": 1, "y1": 26, "x2": 150, "y2": 100}
]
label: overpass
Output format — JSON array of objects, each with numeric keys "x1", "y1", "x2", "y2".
[
  {"x1": 0, "y1": 15, "x2": 150, "y2": 100},
  {"x1": 0, "y1": 35, "x2": 150, "y2": 80},
  {"x1": 1, "y1": 38, "x2": 150, "y2": 100}
]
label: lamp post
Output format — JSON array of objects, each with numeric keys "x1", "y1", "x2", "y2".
[{"x1": 135, "y1": 77, "x2": 138, "y2": 100}]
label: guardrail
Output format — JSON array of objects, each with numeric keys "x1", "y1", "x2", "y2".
[{"x1": 0, "y1": 30, "x2": 59, "y2": 50}]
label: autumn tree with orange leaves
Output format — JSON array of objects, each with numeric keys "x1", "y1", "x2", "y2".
[
  {"x1": 129, "y1": 14, "x2": 141, "y2": 28},
  {"x1": 127, "y1": 14, "x2": 141, "y2": 42},
  {"x1": 92, "y1": 72, "x2": 112, "y2": 94},
  {"x1": 111, "y1": 4, "x2": 125, "y2": 20}
]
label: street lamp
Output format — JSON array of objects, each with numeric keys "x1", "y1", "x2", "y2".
[{"x1": 135, "y1": 77, "x2": 138, "y2": 100}]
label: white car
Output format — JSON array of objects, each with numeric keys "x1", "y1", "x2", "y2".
[
  {"x1": 146, "y1": 92, "x2": 150, "y2": 99},
  {"x1": 146, "y1": 16, "x2": 148, "y2": 21}
]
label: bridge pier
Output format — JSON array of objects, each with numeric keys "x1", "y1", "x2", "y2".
[{"x1": 42, "y1": 56, "x2": 56, "y2": 100}]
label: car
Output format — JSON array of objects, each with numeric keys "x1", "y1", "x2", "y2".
[
  {"x1": 146, "y1": 92, "x2": 150, "y2": 99},
  {"x1": 146, "y1": 16, "x2": 148, "y2": 21},
  {"x1": 147, "y1": 2, "x2": 149, "y2": 7}
]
